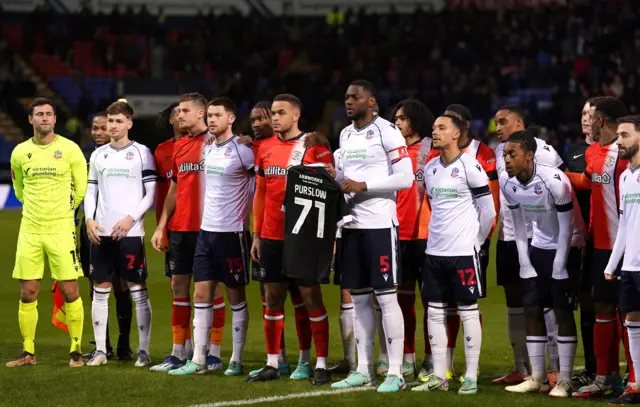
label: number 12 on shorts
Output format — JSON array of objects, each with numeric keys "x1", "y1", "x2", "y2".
[
  {"x1": 457, "y1": 268, "x2": 477, "y2": 286},
  {"x1": 292, "y1": 197, "x2": 326, "y2": 238}
]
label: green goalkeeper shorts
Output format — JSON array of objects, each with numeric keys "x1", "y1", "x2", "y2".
[{"x1": 13, "y1": 228, "x2": 81, "y2": 281}]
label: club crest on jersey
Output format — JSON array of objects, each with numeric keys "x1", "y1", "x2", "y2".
[
  {"x1": 450, "y1": 167, "x2": 460, "y2": 178},
  {"x1": 365, "y1": 130, "x2": 374, "y2": 140},
  {"x1": 534, "y1": 184, "x2": 543, "y2": 195},
  {"x1": 418, "y1": 154, "x2": 427, "y2": 165},
  {"x1": 291, "y1": 151, "x2": 303, "y2": 161},
  {"x1": 415, "y1": 169, "x2": 425, "y2": 182},
  {"x1": 605, "y1": 156, "x2": 615, "y2": 167},
  {"x1": 224, "y1": 147, "x2": 233, "y2": 157},
  {"x1": 637, "y1": 173, "x2": 640, "y2": 183},
  {"x1": 53, "y1": 150, "x2": 62, "y2": 160},
  {"x1": 125, "y1": 151, "x2": 135, "y2": 160}
]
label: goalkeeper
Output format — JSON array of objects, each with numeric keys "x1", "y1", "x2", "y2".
[{"x1": 6, "y1": 98, "x2": 88, "y2": 368}]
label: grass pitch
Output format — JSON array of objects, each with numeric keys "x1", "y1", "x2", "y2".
[{"x1": 0, "y1": 210, "x2": 597, "y2": 407}]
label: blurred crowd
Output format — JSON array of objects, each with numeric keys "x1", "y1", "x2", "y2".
[{"x1": 3, "y1": 0, "x2": 640, "y2": 154}]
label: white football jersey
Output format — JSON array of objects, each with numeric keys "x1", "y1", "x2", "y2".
[
  {"x1": 495, "y1": 137, "x2": 564, "y2": 241},
  {"x1": 500, "y1": 163, "x2": 573, "y2": 250},
  {"x1": 424, "y1": 152, "x2": 491, "y2": 256},
  {"x1": 616, "y1": 168, "x2": 640, "y2": 271},
  {"x1": 339, "y1": 116, "x2": 408, "y2": 229},
  {"x1": 201, "y1": 136, "x2": 254, "y2": 232},
  {"x1": 88, "y1": 141, "x2": 156, "y2": 236}
]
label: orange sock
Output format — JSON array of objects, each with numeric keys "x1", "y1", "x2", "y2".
[{"x1": 210, "y1": 296, "x2": 226, "y2": 349}]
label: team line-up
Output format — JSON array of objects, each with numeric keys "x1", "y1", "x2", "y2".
[{"x1": 8, "y1": 80, "x2": 640, "y2": 404}]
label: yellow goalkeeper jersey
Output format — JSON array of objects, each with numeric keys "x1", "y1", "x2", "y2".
[{"x1": 10, "y1": 135, "x2": 87, "y2": 233}]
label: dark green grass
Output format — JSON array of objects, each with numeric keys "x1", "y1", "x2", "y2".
[{"x1": 0, "y1": 211, "x2": 597, "y2": 407}]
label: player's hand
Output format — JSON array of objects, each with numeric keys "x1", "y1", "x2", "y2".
[
  {"x1": 112, "y1": 215, "x2": 134, "y2": 240},
  {"x1": 519, "y1": 263, "x2": 538, "y2": 279},
  {"x1": 251, "y1": 234, "x2": 261, "y2": 262},
  {"x1": 237, "y1": 135, "x2": 253, "y2": 146},
  {"x1": 325, "y1": 163, "x2": 336, "y2": 178},
  {"x1": 604, "y1": 268, "x2": 618, "y2": 280},
  {"x1": 151, "y1": 228, "x2": 169, "y2": 252},
  {"x1": 340, "y1": 179, "x2": 367, "y2": 193},
  {"x1": 86, "y1": 219, "x2": 103, "y2": 245},
  {"x1": 305, "y1": 132, "x2": 329, "y2": 148}
]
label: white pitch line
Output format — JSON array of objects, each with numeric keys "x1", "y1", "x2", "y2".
[
  {"x1": 186, "y1": 382, "x2": 423, "y2": 407},
  {"x1": 185, "y1": 387, "x2": 376, "y2": 407}
]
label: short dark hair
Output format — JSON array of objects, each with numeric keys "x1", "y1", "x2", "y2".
[
  {"x1": 157, "y1": 102, "x2": 178, "y2": 129},
  {"x1": 106, "y1": 101, "x2": 134, "y2": 118},
  {"x1": 28, "y1": 97, "x2": 56, "y2": 116},
  {"x1": 179, "y1": 92, "x2": 207, "y2": 110},
  {"x1": 586, "y1": 96, "x2": 606, "y2": 105},
  {"x1": 273, "y1": 94, "x2": 302, "y2": 111},
  {"x1": 617, "y1": 115, "x2": 640, "y2": 132},
  {"x1": 445, "y1": 104, "x2": 472, "y2": 122},
  {"x1": 349, "y1": 79, "x2": 377, "y2": 98},
  {"x1": 498, "y1": 104, "x2": 526, "y2": 120},
  {"x1": 208, "y1": 97, "x2": 236, "y2": 114},
  {"x1": 440, "y1": 111, "x2": 466, "y2": 133},
  {"x1": 251, "y1": 100, "x2": 272, "y2": 120},
  {"x1": 594, "y1": 97, "x2": 628, "y2": 126},
  {"x1": 508, "y1": 127, "x2": 539, "y2": 155},
  {"x1": 94, "y1": 111, "x2": 108, "y2": 118},
  {"x1": 391, "y1": 99, "x2": 434, "y2": 139}
]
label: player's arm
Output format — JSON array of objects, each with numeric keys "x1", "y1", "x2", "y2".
[
  {"x1": 467, "y1": 160, "x2": 496, "y2": 244},
  {"x1": 9, "y1": 148, "x2": 24, "y2": 203},
  {"x1": 550, "y1": 171, "x2": 574, "y2": 280},
  {"x1": 85, "y1": 151, "x2": 102, "y2": 243},
  {"x1": 501, "y1": 174, "x2": 536, "y2": 278},
  {"x1": 417, "y1": 189, "x2": 431, "y2": 240},
  {"x1": 479, "y1": 145, "x2": 500, "y2": 237},
  {"x1": 70, "y1": 144, "x2": 88, "y2": 209},
  {"x1": 605, "y1": 178, "x2": 627, "y2": 278},
  {"x1": 364, "y1": 126, "x2": 413, "y2": 192},
  {"x1": 151, "y1": 151, "x2": 177, "y2": 251},
  {"x1": 239, "y1": 144, "x2": 256, "y2": 212},
  {"x1": 126, "y1": 148, "x2": 158, "y2": 224},
  {"x1": 153, "y1": 149, "x2": 166, "y2": 222}
]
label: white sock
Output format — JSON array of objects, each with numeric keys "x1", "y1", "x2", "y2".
[
  {"x1": 316, "y1": 356, "x2": 327, "y2": 370},
  {"x1": 339, "y1": 304, "x2": 356, "y2": 367},
  {"x1": 299, "y1": 349, "x2": 310, "y2": 364},
  {"x1": 193, "y1": 303, "x2": 213, "y2": 365},
  {"x1": 544, "y1": 308, "x2": 559, "y2": 371},
  {"x1": 428, "y1": 303, "x2": 448, "y2": 380},
  {"x1": 91, "y1": 286, "x2": 111, "y2": 353},
  {"x1": 209, "y1": 344, "x2": 221, "y2": 358},
  {"x1": 375, "y1": 289, "x2": 405, "y2": 378},
  {"x1": 172, "y1": 344, "x2": 185, "y2": 360},
  {"x1": 130, "y1": 286, "x2": 151, "y2": 354},
  {"x1": 374, "y1": 302, "x2": 388, "y2": 364},
  {"x1": 558, "y1": 335, "x2": 577, "y2": 382},
  {"x1": 526, "y1": 335, "x2": 547, "y2": 382},
  {"x1": 446, "y1": 307, "x2": 458, "y2": 372},
  {"x1": 459, "y1": 304, "x2": 481, "y2": 381},
  {"x1": 230, "y1": 301, "x2": 248, "y2": 364},
  {"x1": 507, "y1": 307, "x2": 528, "y2": 374},
  {"x1": 352, "y1": 291, "x2": 375, "y2": 377},
  {"x1": 626, "y1": 320, "x2": 640, "y2": 391}
]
